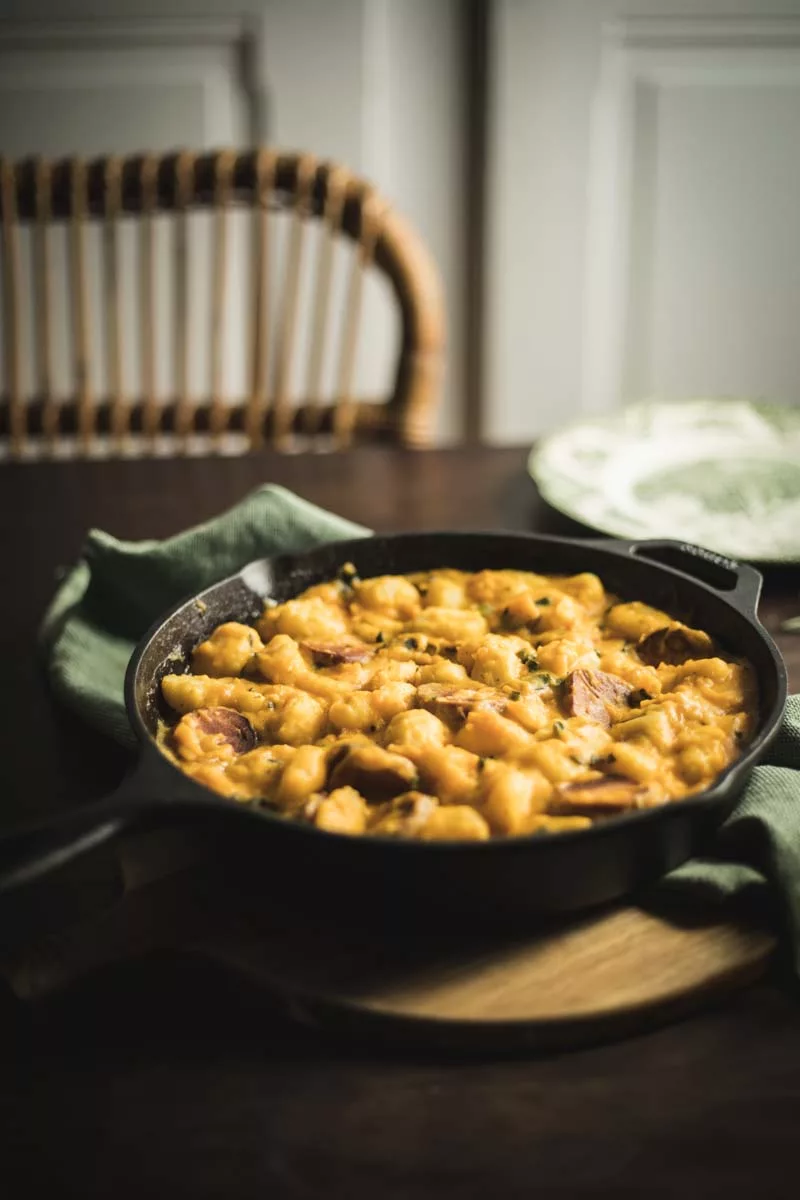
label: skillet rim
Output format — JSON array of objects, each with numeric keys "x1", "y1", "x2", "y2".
[{"x1": 124, "y1": 529, "x2": 789, "y2": 854}]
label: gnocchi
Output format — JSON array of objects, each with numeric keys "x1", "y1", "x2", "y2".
[{"x1": 160, "y1": 566, "x2": 757, "y2": 840}]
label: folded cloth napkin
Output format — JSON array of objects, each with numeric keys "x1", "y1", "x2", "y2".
[
  {"x1": 39, "y1": 485, "x2": 369, "y2": 746},
  {"x1": 39, "y1": 485, "x2": 800, "y2": 971}
]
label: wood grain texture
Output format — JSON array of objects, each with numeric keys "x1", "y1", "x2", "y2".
[
  {"x1": 0, "y1": 847, "x2": 775, "y2": 1053},
  {"x1": 194, "y1": 902, "x2": 775, "y2": 1051}
]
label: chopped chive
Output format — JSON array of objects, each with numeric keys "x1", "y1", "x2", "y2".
[
  {"x1": 337, "y1": 562, "x2": 360, "y2": 586},
  {"x1": 535, "y1": 597, "x2": 551, "y2": 606}
]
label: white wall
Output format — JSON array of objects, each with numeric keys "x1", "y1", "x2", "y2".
[{"x1": 487, "y1": 0, "x2": 800, "y2": 443}]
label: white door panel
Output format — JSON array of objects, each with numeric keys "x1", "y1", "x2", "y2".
[
  {"x1": 0, "y1": 30, "x2": 255, "y2": 157},
  {"x1": 487, "y1": 3, "x2": 800, "y2": 442}
]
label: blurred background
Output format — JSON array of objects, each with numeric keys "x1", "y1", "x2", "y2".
[{"x1": 1, "y1": 0, "x2": 800, "y2": 447}]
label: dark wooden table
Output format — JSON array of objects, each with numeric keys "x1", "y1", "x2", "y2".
[{"x1": 3, "y1": 446, "x2": 800, "y2": 1200}]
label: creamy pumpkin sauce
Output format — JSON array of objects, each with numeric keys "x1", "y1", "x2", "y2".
[{"x1": 159, "y1": 566, "x2": 757, "y2": 840}]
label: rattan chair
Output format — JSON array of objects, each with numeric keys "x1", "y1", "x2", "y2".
[{"x1": 0, "y1": 150, "x2": 445, "y2": 458}]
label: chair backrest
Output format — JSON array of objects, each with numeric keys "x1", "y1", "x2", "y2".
[{"x1": 0, "y1": 149, "x2": 445, "y2": 459}]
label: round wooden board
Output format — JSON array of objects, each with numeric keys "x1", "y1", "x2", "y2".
[
  {"x1": 191, "y1": 902, "x2": 777, "y2": 1053},
  {"x1": 1, "y1": 837, "x2": 776, "y2": 1054}
]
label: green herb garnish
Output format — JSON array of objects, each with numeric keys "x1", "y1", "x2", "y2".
[
  {"x1": 337, "y1": 562, "x2": 360, "y2": 585},
  {"x1": 535, "y1": 597, "x2": 551, "y2": 606}
]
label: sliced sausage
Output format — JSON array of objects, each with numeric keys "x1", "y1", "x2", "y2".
[
  {"x1": 328, "y1": 743, "x2": 418, "y2": 802},
  {"x1": 370, "y1": 791, "x2": 439, "y2": 836},
  {"x1": 172, "y1": 706, "x2": 256, "y2": 762},
  {"x1": 562, "y1": 669, "x2": 633, "y2": 727},
  {"x1": 416, "y1": 683, "x2": 506, "y2": 729},
  {"x1": 636, "y1": 624, "x2": 714, "y2": 666},
  {"x1": 549, "y1": 776, "x2": 648, "y2": 816},
  {"x1": 302, "y1": 640, "x2": 374, "y2": 667}
]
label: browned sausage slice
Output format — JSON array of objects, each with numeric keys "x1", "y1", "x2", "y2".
[
  {"x1": 328, "y1": 744, "x2": 418, "y2": 802},
  {"x1": 416, "y1": 683, "x2": 506, "y2": 729},
  {"x1": 172, "y1": 706, "x2": 256, "y2": 760},
  {"x1": 370, "y1": 791, "x2": 439, "y2": 836},
  {"x1": 302, "y1": 641, "x2": 374, "y2": 667},
  {"x1": 637, "y1": 624, "x2": 714, "y2": 666},
  {"x1": 562, "y1": 669, "x2": 633, "y2": 727},
  {"x1": 549, "y1": 776, "x2": 648, "y2": 815}
]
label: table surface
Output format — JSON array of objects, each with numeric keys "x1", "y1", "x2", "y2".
[{"x1": 3, "y1": 445, "x2": 800, "y2": 1199}]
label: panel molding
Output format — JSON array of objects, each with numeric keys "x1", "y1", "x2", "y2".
[
  {"x1": 0, "y1": 17, "x2": 261, "y2": 50},
  {"x1": 581, "y1": 15, "x2": 800, "y2": 415},
  {"x1": 0, "y1": 16, "x2": 268, "y2": 144}
]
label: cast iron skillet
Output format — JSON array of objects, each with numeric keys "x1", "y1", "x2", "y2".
[{"x1": 0, "y1": 533, "x2": 788, "y2": 923}]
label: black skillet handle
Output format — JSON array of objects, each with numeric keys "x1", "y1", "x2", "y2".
[
  {"x1": 0, "y1": 739, "x2": 218, "y2": 897},
  {"x1": 0, "y1": 791, "x2": 164, "y2": 895},
  {"x1": 580, "y1": 536, "x2": 763, "y2": 616}
]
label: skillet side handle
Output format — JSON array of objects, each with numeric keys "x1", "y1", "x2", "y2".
[
  {"x1": 628, "y1": 540, "x2": 762, "y2": 616},
  {"x1": 578, "y1": 536, "x2": 763, "y2": 617}
]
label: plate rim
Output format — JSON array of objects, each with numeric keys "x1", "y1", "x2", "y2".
[{"x1": 529, "y1": 398, "x2": 800, "y2": 566}]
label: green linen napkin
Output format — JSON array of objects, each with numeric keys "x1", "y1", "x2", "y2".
[
  {"x1": 39, "y1": 485, "x2": 800, "y2": 971},
  {"x1": 652, "y1": 694, "x2": 800, "y2": 973},
  {"x1": 39, "y1": 485, "x2": 369, "y2": 746}
]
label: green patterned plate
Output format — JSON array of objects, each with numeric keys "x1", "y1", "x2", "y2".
[{"x1": 529, "y1": 400, "x2": 800, "y2": 564}]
